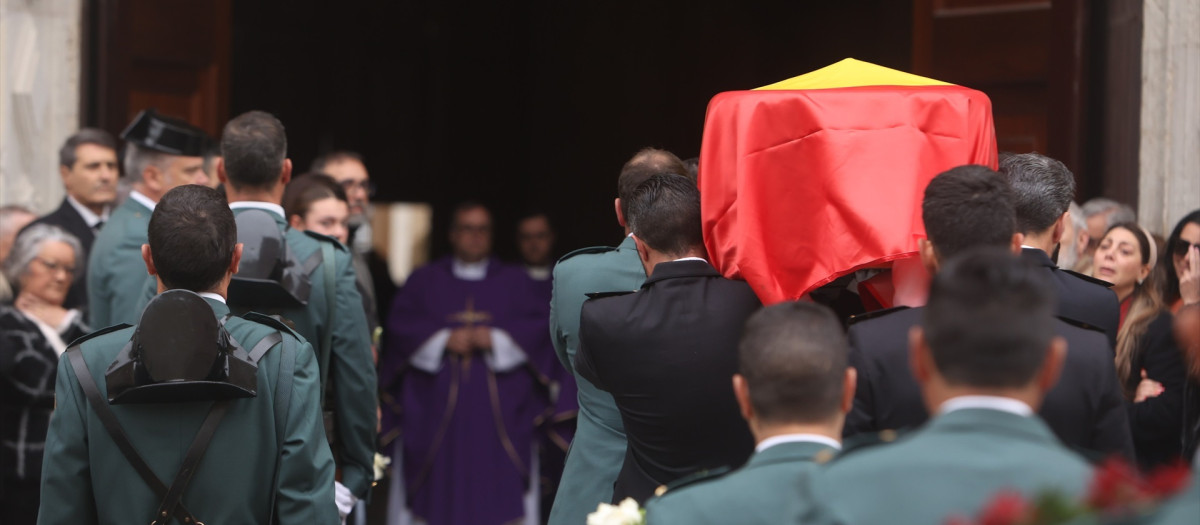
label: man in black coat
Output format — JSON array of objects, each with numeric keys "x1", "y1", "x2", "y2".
[
  {"x1": 21, "y1": 129, "x2": 120, "y2": 310},
  {"x1": 576, "y1": 174, "x2": 761, "y2": 504},
  {"x1": 844, "y1": 165, "x2": 1134, "y2": 461},
  {"x1": 997, "y1": 152, "x2": 1120, "y2": 347}
]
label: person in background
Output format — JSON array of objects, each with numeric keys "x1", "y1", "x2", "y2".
[
  {"x1": 1057, "y1": 201, "x2": 1089, "y2": 271},
  {"x1": 20, "y1": 128, "x2": 120, "y2": 310},
  {"x1": 1092, "y1": 223, "x2": 1186, "y2": 469},
  {"x1": 1162, "y1": 210, "x2": 1200, "y2": 313},
  {"x1": 1077, "y1": 197, "x2": 1136, "y2": 275},
  {"x1": 283, "y1": 173, "x2": 352, "y2": 245},
  {"x1": 516, "y1": 211, "x2": 556, "y2": 283},
  {"x1": 1, "y1": 225, "x2": 89, "y2": 524},
  {"x1": 644, "y1": 301, "x2": 853, "y2": 525},
  {"x1": 0, "y1": 205, "x2": 37, "y2": 302}
]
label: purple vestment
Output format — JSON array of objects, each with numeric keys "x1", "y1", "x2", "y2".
[{"x1": 380, "y1": 257, "x2": 559, "y2": 525}]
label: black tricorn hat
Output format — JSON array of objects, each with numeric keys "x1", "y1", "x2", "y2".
[{"x1": 120, "y1": 108, "x2": 214, "y2": 157}]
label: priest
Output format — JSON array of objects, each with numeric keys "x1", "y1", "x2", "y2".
[{"x1": 381, "y1": 202, "x2": 557, "y2": 525}]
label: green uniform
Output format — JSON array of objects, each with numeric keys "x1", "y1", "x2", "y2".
[
  {"x1": 645, "y1": 440, "x2": 841, "y2": 525},
  {"x1": 547, "y1": 236, "x2": 645, "y2": 525},
  {"x1": 824, "y1": 407, "x2": 1094, "y2": 525},
  {"x1": 87, "y1": 195, "x2": 153, "y2": 328},
  {"x1": 37, "y1": 297, "x2": 337, "y2": 524},
  {"x1": 229, "y1": 205, "x2": 377, "y2": 499}
]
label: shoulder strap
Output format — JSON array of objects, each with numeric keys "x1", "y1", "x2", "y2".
[
  {"x1": 318, "y1": 241, "x2": 336, "y2": 403},
  {"x1": 65, "y1": 346, "x2": 200, "y2": 525},
  {"x1": 268, "y1": 333, "x2": 297, "y2": 525},
  {"x1": 154, "y1": 400, "x2": 231, "y2": 523}
]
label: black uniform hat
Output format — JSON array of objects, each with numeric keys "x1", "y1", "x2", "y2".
[{"x1": 120, "y1": 108, "x2": 214, "y2": 157}]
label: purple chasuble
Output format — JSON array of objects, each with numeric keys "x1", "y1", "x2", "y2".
[{"x1": 380, "y1": 257, "x2": 555, "y2": 525}]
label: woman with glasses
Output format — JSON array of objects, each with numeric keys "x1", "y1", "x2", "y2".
[
  {"x1": 1164, "y1": 210, "x2": 1200, "y2": 313},
  {"x1": 0, "y1": 224, "x2": 90, "y2": 524}
]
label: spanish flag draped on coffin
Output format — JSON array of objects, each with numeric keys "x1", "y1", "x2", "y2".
[{"x1": 699, "y1": 58, "x2": 998, "y2": 305}]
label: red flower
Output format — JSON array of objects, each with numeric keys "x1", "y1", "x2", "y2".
[
  {"x1": 1140, "y1": 461, "x2": 1191, "y2": 499},
  {"x1": 978, "y1": 490, "x2": 1029, "y2": 525},
  {"x1": 1086, "y1": 457, "x2": 1141, "y2": 509}
]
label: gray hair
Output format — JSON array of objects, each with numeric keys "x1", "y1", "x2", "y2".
[
  {"x1": 2, "y1": 224, "x2": 84, "y2": 291},
  {"x1": 123, "y1": 143, "x2": 171, "y2": 183},
  {"x1": 997, "y1": 152, "x2": 1076, "y2": 234},
  {"x1": 0, "y1": 205, "x2": 35, "y2": 240},
  {"x1": 59, "y1": 128, "x2": 118, "y2": 168},
  {"x1": 1068, "y1": 201, "x2": 1085, "y2": 232},
  {"x1": 1081, "y1": 198, "x2": 1136, "y2": 228}
]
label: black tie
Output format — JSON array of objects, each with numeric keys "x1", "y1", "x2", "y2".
[{"x1": 93, "y1": 221, "x2": 105, "y2": 233}]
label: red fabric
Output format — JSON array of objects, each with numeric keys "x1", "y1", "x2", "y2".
[{"x1": 699, "y1": 85, "x2": 998, "y2": 304}]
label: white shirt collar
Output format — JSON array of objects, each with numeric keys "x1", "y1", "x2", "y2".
[
  {"x1": 128, "y1": 190, "x2": 157, "y2": 211},
  {"x1": 197, "y1": 292, "x2": 227, "y2": 304},
  {"x1": 672, "y1": 257, "x2": 708, "y2": 263},
  {"x1": 938, "y1": 395, "x2": 1034, "y2": 417},
  {"x1": 756, "y1": 434, "x2": 842, "y2": 453},
  {"x1": 452, "y1": 258, "x2": 489, "y2": 281},
  {"x1": 229, "y1": 201, "x2": 286, "y2": 219},
  {"x1": 525, "y1": 265, "x2": 551, "y2": 281},
  {"x1": 66, "y1": 195, "x2": 110, "y2": 226}
]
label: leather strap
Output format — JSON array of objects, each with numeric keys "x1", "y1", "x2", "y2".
[
  {"x1": 267, "y1": 334, "x2": 296, "y2": 524},
  {"x1": 66, "y1": 347, "x2": 199, "y2": 524},
  {"x1": 318, "y1": 242, "x2": 336, "y2": 406},
  {"x1": 154, "y1": 400, "x2": 231, "y2": 524},
  {"x1": 249, "y1": 332, "x2": 283, "y2": 363}
]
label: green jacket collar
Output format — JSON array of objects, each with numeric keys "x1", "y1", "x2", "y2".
[
  {"x1": 203, "y1": 296, "x2": 231, "y2": 317},
  {"x1": 618, "y1": 235, "x2": 637, "y2": 251},
  {"x1": 230, "y1": 202, "x2": 288, "y2": 230},
  {"x1": 929, "y1": 407, "x2": 1059, "y2": 444},
  {"x1": 747, "y1": 441, "x2": 836, "y2": 469}
]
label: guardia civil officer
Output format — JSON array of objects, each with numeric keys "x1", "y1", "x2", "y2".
[
  {"x1": 217, "y1": 111, "x2": 376, "y2": 519},
  {"x1": 38, "y1": 185, "x2": 337, "y2": 524}
]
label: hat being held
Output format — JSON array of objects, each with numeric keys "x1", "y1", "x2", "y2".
[{"x1": 120, "y1": 108, "x2": 214, "y2": 157}]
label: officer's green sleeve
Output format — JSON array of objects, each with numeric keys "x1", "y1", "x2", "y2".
[
  {"x1": 87, "y1": 250, "x2": 112, "y2": 328},
  {"x1": 329, "y1": 249, "x2": 378, "y2": 498},
  {"x1": 549, "y1": 263, "x2": 572, "y2": 372},
  {"x1": 276, "y1": 339, "x2": 340, "y2": 523},
  {"x1": 37, "y1": 355, "x2": 99, "y2": 524}
]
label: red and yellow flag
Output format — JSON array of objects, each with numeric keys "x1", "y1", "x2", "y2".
[{"x1": 699, "y1": 58, "x2": 998, "y2": 304}]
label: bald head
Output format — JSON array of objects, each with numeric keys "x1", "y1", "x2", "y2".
[{"x1": 617, "y1": 147, "x2": 687, "y2": 219}]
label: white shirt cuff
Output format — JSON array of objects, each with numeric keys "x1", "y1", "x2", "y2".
[
  {"x1": 484, "y1": 328, "x2": 527, "y2": 372},
  {"x1": 410, "y1": 329, "x2": 450, "y2": 373}
]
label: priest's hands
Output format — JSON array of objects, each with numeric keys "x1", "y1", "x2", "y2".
[{"x1": 447, "y1": 326, "x2": 494, "y2": 355}]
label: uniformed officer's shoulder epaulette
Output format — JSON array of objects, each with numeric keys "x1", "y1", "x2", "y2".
[
  {"x1": 302, "y1": 230, "x2": 349, "y2": 251},
  {"x1": 241, "y1": 311, "x2": 304, "y2": 340},
  {"x1": 558, "y1": 245, "x2": 619, "y2": 264},
  {"x1": 585, "y1": 290, "x2": 637, "y2": 300},
  {"x1": 65, "y1": 323, "x2": 134, "y2": 348},
  {"x1": 846, "y1": 306, "x2": 911, "y2": 327},
  {"x1": 833, "y1": 428, "x2": 908, "y2": 461},
  {"x1": 1061, "y1": 268, "x2": 1114, "y2": 288},
  {"x1": 652, "y1": 465, "x2": 732, "y2": 498},
  {"x1": 1056, "y1": 315, "x2": 1107, "y2": 335}
]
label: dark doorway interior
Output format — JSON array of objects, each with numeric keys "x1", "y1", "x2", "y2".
[{"x1": 228, "y1": 1, "x2": 913, "y2": 260}]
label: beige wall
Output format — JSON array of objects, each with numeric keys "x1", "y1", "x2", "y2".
[{"x1": 0, "y1": 0, "x2": 80, "y2": 214}]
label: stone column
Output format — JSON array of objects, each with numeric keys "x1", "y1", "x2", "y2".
[
  {"x1": 0, "y1": 0, "x2": 81, "y2": 214},
  {"x1": 1139, "y1": 0, "x2": 1200, "y2": 235}
]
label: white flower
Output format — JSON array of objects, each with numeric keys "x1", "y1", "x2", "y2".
[{"x1": 586, "y1": 498, "x2": 645, "y2": 525}]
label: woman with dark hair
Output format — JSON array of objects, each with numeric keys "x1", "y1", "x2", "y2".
[
  {"x1": 1092, "y1": 222, "x2": 1186, "y2": 469},
  {"x1": 1163, "y1": 210, "x2": 1200, "y2": 313},
  {"x1": 283, "y1": 172, "x2": 351, "y2": 245},
  {"x1": 0, "y1": 224, "x2": 90, "y2": 524}
]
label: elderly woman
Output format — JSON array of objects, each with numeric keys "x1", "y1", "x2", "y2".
[{"x1": 1, "y1": 224, "x2": 90, "y2": 524}]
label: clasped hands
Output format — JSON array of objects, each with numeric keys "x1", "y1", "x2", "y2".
[{"x1": 445, "y1": 325, "x2": 493, "y2": 356}]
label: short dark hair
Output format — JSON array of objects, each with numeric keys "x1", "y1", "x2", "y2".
[
  {"x1": 922, "y1": 165, "x2": 1016, "y2": 261},
  {"x1": 148, "y1": 185, "x2": 235, "y2": 292},
  {"x1": 628, "y1": 173, "x2": 703, "y2": 257},
  {"x1": 220, "y1": 111, "x2": 287, "y2": 190},
  {"x1": 310, "y1": 150, "x2": 364, "y2": 173},
  {"x1": 739, "y1": 301, "x2": 849, "y2": 423},
  {"x1": 283, "y1": 173, "x2": 348, "y2": 220},
  {"x1": 59, "y1": 128, "x2": 118, "y2": 168},
  {"x1": 997, "y1": 152, "x2": 1076, "y2": 234},
  {"x1": 923, "y1": 247, "x2": 1057, "y2": 388},
  {"x1": 618, "y1": 148, "x2": 687, "y2": 219}
]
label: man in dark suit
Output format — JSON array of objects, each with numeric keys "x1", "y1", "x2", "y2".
[
  {"x1": 22, "y1": 129, "x2": 119, "y2": 310},
  {"x1": 576, "y1": 173, "x2": 761, "y2": 504},
  {"x1": 845, "y1": 165, "x2": 1134, "y2": 460},
  {"x1": 826, "y1": 248, "x2": 1095, "y2": 525},
  {"x1": 644, "y1": 302, "x2": 853, "y2": 525},
  {"x1": 998, "y1": 152, "x2": 1120, "y2": 346}
]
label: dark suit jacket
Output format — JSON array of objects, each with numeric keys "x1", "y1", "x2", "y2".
[
  {"x1": 1126, "y1": 311, "x2": 1186, "y2": 469},
  {"x1": 1022, "y1": 248, "x2": 1120, "y2": 347},
  {"x1": 576, "y1": 259, "x2": 761, "y2": 503},
  {"x1": 21, "y1": 198, "x2": 98, "y2": 310},
  {"x1": 845, "y1": 306, "x2": 1135, "y2": 461}
]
